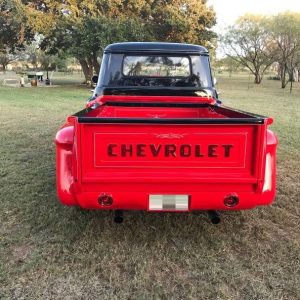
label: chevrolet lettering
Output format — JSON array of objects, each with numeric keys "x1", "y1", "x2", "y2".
[
  {"x1": 107, "y1": 144, "x2": 234, "y2": 158},
  {"x1": 55, "y1": 42, "x2": 278, "y2": 223}
]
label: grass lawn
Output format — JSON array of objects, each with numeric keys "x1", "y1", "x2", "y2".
[{"x1": 0, "y1": 76, "x2": 299, "y2": 299}]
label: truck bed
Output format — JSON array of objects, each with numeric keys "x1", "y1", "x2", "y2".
[
  {"x1": 56, "y1": 99, "x2": 276, "y2": 211},
  {"x1": 74, "y1": 101, "x2": 266, "y2": 124}
]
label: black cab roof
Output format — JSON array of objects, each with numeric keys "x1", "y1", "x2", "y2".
[{"x1": 104, "y1": 42, "x2": 208, "y2": 54}]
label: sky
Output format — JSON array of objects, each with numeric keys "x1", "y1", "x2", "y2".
[{"x1": 208, "y1": 0, "x2": 300, "y2": 33}]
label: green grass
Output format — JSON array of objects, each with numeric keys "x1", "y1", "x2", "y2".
[{"x1": 0, "y1": 77, "x2": 299, "y2": 299}]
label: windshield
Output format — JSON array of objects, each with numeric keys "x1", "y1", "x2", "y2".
[{"x1": 123, "y1": 56, "x2": 191, "y2": 77}]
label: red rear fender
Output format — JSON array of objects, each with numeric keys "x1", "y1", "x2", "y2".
[{"x1": 55, "y1": 124, "x2": 77, "y2": 205}]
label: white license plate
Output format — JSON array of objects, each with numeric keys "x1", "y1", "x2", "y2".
[{"x1": 149, "y1": 194, "x2": 189, "y2": 211}]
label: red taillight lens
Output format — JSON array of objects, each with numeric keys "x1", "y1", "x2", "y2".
[
  {"x1": 98, "y1": 193, "x2": 113, "y2": 206},
  {"x1": 224, "y1": 193, "x2": 239, "y2": 207}
]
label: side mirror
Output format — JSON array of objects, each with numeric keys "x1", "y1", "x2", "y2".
[
  {"x1": 91, "y1": 75, "x2": 98, "y2": 84},
  {"x1": 213, "y1": 77, "x2": 217, "y2": 86}
]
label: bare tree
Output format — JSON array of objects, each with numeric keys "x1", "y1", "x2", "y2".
[
  {"x1": 271, "y1": 12, "x2": 300, "y2": 89},
  {"x1": 221, "y1": 15, "x2": 276, "y2": 84}
]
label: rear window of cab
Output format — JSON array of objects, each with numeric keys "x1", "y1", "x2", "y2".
[{"x1": 122, "y1": 55, "x2": 191, "y2": 78}]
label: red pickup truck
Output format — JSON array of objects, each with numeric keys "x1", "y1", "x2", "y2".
[{"x1": 55, "y1": 42, "x2": 277, "y2": 223}]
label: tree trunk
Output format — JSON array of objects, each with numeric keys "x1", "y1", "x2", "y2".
[
  {"x1": 78, "y1": 58, "x2": 92, "y2": 84},
  {"x1": 87, "y1": 57, "x2": 95, "y2": 87},
  {"x1": 79, "y1": 56, "x2": 98, "y2": 83},
  {"x1": 281, "y1": 76, "x2": 288, "y2": 88},
  {"x1": 92, "y1": 53, "x2": 100, "y2": 74},
  {"x1": 254, "y1": 73, "x2": 262, "y2": 84},
  {"x1": 280, "y1": 64, "x2": 288, "y2": 89},
  {"x1": 2, "y1": 63, "x2": 7, "y2": 73}
]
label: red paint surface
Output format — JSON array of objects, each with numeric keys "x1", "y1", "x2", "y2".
[{"x1": 55, "y1": 95, "x2": 277, "y2": 211}]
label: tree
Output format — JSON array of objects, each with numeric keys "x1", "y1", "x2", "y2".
[
  {"x1": 24, "y1": 38, "x2": 40, "y2": 69},
  {"x1": 221, "y1": 15, "x2": 276, "y2": 84},
  {"x1": 0, "y1": 49, "x2": 15, "y2": 71},
  {"x1": 20, "y1": 0, "x2": 217, "y2": 84},
  {"x1": 0, "y1": 0, "x2": 32, "y2": 70},
  {"x1": 270, "y1": 12, "x2": 300, "y2": 88},
  {"x1": 213, "y1": 56, "x2": 243, "y2": 76},
  {"x1": 38, "y1": 16, "x2": 150, "y2": 83},
  {"x1": 22, "y1": 1, "x2": 152, "y2": 82},
  {"x1": 99, "y1": 0, "x2": 217, "y2": 48},
  {"x1": 141, "y1": 0, "x2": 217, "y2": 48}
]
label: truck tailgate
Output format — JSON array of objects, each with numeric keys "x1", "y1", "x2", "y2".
[{"x1": 79, "y1": 123, "x2": 264, "y2": 184}]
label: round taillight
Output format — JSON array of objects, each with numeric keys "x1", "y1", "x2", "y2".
[
  {"x1": 98, "y1": 193, "x2": 113, "y2": 206},
  {"x1": 224, "y1": 193, "x2": 239, "y2": 207}
]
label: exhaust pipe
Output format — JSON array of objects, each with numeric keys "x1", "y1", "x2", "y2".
[
  {"x1": 207, "y1": 210, "x2": 221, "y2": 224},
  {"x1": 114, "y1": 210, "x2": 124, "y2": 224}
]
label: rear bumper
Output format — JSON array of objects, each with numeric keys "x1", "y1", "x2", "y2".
[
  {"x1": 56, "y1": 173, "x2": 276, "y2": 210},
  {"x1": 70, "y1": 188, "x2": 275, "y2": 211}
]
